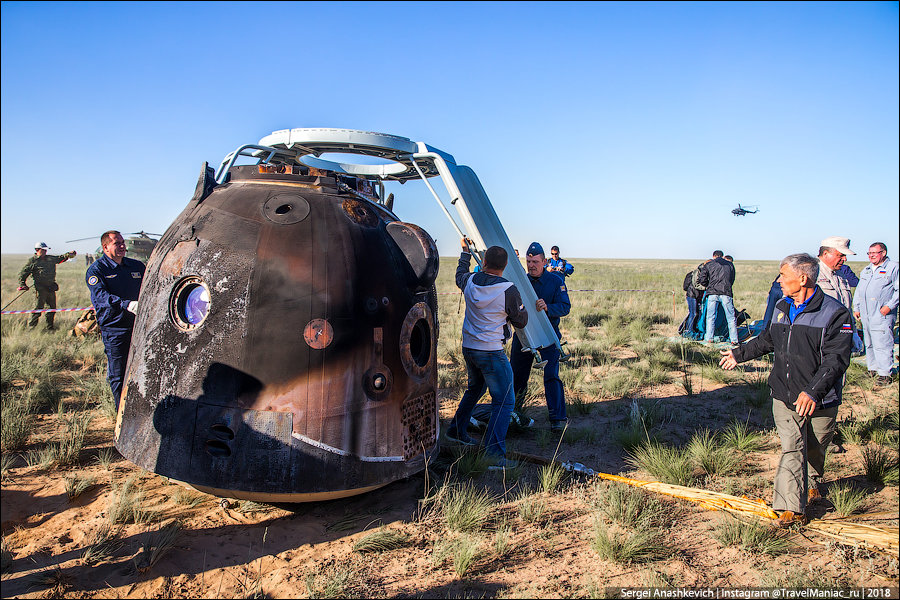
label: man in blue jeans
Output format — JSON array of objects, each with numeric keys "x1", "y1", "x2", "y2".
[
  {"x1": 698, "y1": 250, "x2": 739, "y2": 346},
  {"x1": 446, "y1": 239, "x2": 528, "y2": 469}
]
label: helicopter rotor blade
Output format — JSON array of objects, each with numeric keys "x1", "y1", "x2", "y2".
[{"x1": 65, "y1": 236, "x2": 101, "y2": 243}]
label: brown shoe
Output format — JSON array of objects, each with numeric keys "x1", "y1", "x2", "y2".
[{"x1": 774, "y1": 510, "x2": 807, "y2": 528}]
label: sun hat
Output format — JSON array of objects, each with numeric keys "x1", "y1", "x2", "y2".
[{"x1": 820, "y1": 236, "x2": 855, "y2": 256}]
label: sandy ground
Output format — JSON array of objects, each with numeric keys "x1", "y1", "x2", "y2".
[{"x1": 2, "y1": 360, "x2": 899, "y2": 598}]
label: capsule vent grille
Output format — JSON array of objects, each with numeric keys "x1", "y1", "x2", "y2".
[{"x1": 401, "y1": 391, "x2": 436, "y2": 460}]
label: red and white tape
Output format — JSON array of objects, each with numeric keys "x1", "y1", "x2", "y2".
[{"x1": 1, "y1": 307, "x2": 93, "y2": 315}]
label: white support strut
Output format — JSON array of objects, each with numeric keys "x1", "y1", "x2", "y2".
[{"x1": 244, "y1": 128, "x2": 568, "y2": 363}]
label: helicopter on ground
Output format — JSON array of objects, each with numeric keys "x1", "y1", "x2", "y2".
[
  {"x1": 731, "y1": 204, "x2": 759, "y2": 217},
  {"x1": 66, "y1": 231, "x2": 162, "y2": 263}
]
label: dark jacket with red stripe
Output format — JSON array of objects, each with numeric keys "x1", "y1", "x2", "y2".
[{"x1": 732, "y1": 286, "x2": 852, "y2": 410}]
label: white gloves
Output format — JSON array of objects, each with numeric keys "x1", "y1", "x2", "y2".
[{"x1": 126, "y1": 301, "x2": 138, "y2": 314}]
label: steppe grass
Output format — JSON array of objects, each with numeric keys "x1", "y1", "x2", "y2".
[
  {"x1": 449, "y1": 447, "x2": 493, "y2": 478},
  {"x1": 713, "y1": 515, "x2": 794, "y2": 556},
  {"x1": 687, "y1": 429, "x2": 742, "y2": 477},
  {"x1": 626, "y1": 440, "x2": 695, "y2": 486},
  {"x1": 827, "y1": 481, "x2": 867, "y2": 517},
  {"x1": 424, "y1": 480, "x2": 495, "y2": 533},
  {"x1": 721, "y1": 419, "x2": 767, "y2": 453},
  {"x1": 433, "y1": 534, "x2": 482, "y2": 578},
  {"x1": 591, "y1": 481, "x2": 670, "y2": 529},
  {"x1": 108, "y1": 475, "x2": 157, "y2": 525},
  {"x1": 134, "y1": 521, "x2": 183, "y2": 573},
  {"x1": 516, "y1": 486, "x2": 547, "y2": 523},
  {"x1": 81, "y1": 523, "x2": 124, "y2": 565},
  {"x1": 1, "y1": 401, "x2": 31, "y2": 452},
  {"x1": 1, "y1": 453, "x2": 16, "y2": 480},
  {"x1": 539, "y1": 461, "x2": 567, "y2": 493},
  {"x1": 64, "y1": 474, "x2": 95, "y2": 502},
  {"x1": 51, "y1": 413, "x2": 93, "y2": 466},
  {"x1": 861, "y1": 446, "x2": 899, "y2": 486},
  {"x1": 353, "y1": 529, "x2": 410, "y2": 554},
  {"x1": 305, "y1": 559, "x2": 357, "y2": 599},
  {"x1": 172, "y1": 486, "x2": 208, "y2": 508},
  {"x1": 591, "y1": 518, "x2": 667, "y2": 564}
]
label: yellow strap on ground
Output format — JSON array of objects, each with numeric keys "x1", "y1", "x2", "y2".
[
  {"x1": 515, "y1": 452, "x2": 898, "y2": 556},
  {"x1": 591, "y1": 472, "x2": 779, "y2": 519},
  {"x1": 588, "y1": 471, "x2": 899, "y2": 557},
  {"x1": 805, "y1": 521, "x2": 899, "y2": 557}
]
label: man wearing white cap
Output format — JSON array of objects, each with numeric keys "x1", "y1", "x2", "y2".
[
  {"x1": 817, "y1": 236, "x2": 862, "y2": 353},
  {"x1": 17, "y1": 242, "x2": 76, "y2": 330},
  {"x1": 816, "y1": 237, "x2": 856, "y2": 308}
]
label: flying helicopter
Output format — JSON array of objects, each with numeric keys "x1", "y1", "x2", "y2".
[
  {"x1": 115, "y1": 128, "x2": 564, "y2": 503},
  {"x1": 731, "y1": 204, "x2": 759, "y2": 217},
  {"x1": 67, "y1": 231, "x2": 162, "y2": 263}
]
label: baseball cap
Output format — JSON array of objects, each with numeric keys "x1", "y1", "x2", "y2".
[
  {"x1": 526, "y1": 242, "x2": 544, "y2": 256},
  {"x1": 820, "y1": 236, "x2": 855, "y2": 256},
  {"x1": 35, "y1": 242, "x2": 50, "y2": 250}
]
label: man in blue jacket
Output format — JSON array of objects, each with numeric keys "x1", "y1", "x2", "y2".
[
  {"x1": 511, "y1": 242, "x2": 571, "y2": 432},
  {"x1": 853, "y1": 242, "x2": 899, "y2": 383},
  {"x1": 86, "y1": 231, "x2": 146, "y2": 409},
  {"x1": 720, "y1": 253, "x2": 852, "y2": 526}
]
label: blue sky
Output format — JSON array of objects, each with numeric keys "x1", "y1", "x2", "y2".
[{"x1": 2, "y1": 1, "x2": 897, "y2": 261}]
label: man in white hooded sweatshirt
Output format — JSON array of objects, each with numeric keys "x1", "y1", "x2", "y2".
[{"x1": 445, "y1": 239, "x2": 528, "y2": 470}]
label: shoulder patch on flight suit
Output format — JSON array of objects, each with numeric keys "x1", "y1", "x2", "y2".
[
  {"x1": 776, "y1": 313, "x2": 783, "y2": 322},
  {"x1": 132, "y1": 272, "x2": 142, "y2": 278},
  {"x1": 88, "y1": 275, "x2": 99, "y2": 286}
]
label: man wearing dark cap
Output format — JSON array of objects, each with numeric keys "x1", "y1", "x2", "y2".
[
  {"x1": 18, "y1": 242, "x2": 77, "y2": 330},
  {"x1": 511, "y1": 242, "x2": 571, "y2": 432}
]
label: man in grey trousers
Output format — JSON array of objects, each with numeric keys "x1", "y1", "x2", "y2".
[{"x1": 719, "y1": 253, "x2": 853, "y2": 526}]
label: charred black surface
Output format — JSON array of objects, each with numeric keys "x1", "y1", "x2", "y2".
[{"x1": 117, "y1": 165, "x2": 440, "y2": 499}]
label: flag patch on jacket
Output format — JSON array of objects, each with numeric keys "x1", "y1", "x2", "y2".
[{"x1": 841, "y1": 323, "x2": 852, "y2": 332}]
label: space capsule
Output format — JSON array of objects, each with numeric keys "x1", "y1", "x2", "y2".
[
  {"x1": 115, "y1": 132, "x2": 444, "y2": 501},
  {"x1": 115, "y1": 128, "x2": 563, "y2": 502}
]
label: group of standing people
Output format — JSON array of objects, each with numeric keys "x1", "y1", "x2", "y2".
[
  {"x1": 682, "y1": 250, "x2": 738, "y2": 345},
  {"x1": 758, "y1": 237, "x2": 897, "y2": 382},
  {"x1": 716, "y1": 237, "x2": 897, "y2": 527},
  {"x1": 446, "y1": 239, "x2": 572, "y2": 469}
]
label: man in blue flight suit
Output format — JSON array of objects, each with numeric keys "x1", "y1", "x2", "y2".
[
  {"x1": 86, "y1": 231, "x2": 145, "y2": 409},
  {"x1": 547, "y1": 245, "x2": 575, "y2": 278},
  {"x1": 511, "y1": 242, "x2": 571, "y2": 432}
]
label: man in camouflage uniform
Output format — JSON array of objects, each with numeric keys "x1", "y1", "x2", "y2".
[{"x1": 18, "y1": 242, "x2": 76, "y2": 330}]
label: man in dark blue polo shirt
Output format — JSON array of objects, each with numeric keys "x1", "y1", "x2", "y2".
[{"x1": 86, "y1": 231, "x2": 145, "y2": 408}]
